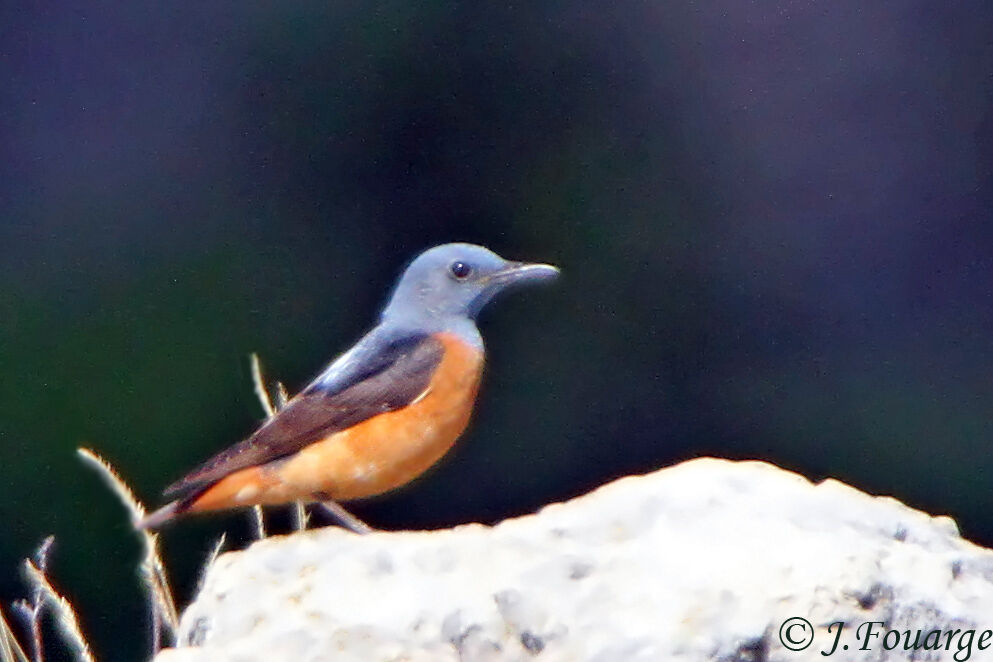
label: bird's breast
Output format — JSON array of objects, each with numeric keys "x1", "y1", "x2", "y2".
[{"x1": 276, "y1": 332, "x2": 484, "y2": 501}]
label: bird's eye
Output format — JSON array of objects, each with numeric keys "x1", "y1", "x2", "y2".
[{"x1": 450, "y1": 261, "x2": 472, "y2": 279}]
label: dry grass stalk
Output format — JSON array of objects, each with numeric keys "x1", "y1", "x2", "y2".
[
  {"x1": 197, "y1": 534, "x2": 227, "y2": 595},
  {"x1": 3, "y1": 537, "x2": 95, "y2": 662},
  {"x1": 250, "y1": 354, "x2": 274, "y2": 539},
  {"x1": 12, "y1": 536, "x2": 54, "y2": 662},
  {"x1": 250, "y1": 353, "x2": 276, "y2": 418},
  {"x1": 250, "y1": 355, "x2": 311, "y2": 534},
  {"x1": 76, "y1": 448, "x2": 178, "y2": 651},
  {"x1": 23, "y1": 560, "x2": 94, "y2": 662},
  {"x1": 275, "y1": 382, "x2": 289, "y2": 410},
  {"x1": 273, "y1": 380, "x2": 308, "y2": 531},
  {"x1": 0, "y1": 605, "x2": 29, "y2": 662}
]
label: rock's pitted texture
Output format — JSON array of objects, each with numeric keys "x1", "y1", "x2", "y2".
[{"x1": 154, "y1": 458, "x2": 993, "y2": 661}]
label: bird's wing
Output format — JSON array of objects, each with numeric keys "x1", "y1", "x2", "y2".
[{"x1": 163, "y1": 332, "x2": 444, "y2": 498}]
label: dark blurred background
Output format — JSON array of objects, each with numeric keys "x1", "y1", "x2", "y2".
[{"x1": 2, "y1": 1, "x2": 993, "y2": 659}]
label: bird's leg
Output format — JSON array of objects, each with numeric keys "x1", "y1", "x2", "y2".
[
  {"x1": 314, "y1": 495, "x2": 375, "y2": 534},
  {"x1": 292, "y1": 500, "x2": 309, "y2": 531}
]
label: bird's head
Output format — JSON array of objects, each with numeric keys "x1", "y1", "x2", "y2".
[{"x1": 380, "y1": 243, "x2": 559, "y2": 331}]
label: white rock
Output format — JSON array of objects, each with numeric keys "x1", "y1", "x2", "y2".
[{"x1": 155, "y1": 458, "x2": 993, "y2": 661}]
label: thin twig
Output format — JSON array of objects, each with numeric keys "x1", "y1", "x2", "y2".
[{"x1": 23, "y1": 561, "x2": 94, "y2": 662}]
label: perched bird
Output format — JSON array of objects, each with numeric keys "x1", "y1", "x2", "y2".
[{"x1": 139, "y1": 243, "x2": 558, "y2": 529}]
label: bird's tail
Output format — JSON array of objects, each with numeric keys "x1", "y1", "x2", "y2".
[{"x1": 136, "y1": 500, "x2": 181, "y2": 530}]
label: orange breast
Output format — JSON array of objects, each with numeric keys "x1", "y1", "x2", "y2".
[{"x1": 189, "y1": 332, "x2": 484, "y2": 511}]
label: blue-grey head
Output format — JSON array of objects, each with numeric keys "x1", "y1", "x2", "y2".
[{"x1": 380, "y1": 243, "x2": 559, "y2": 336}]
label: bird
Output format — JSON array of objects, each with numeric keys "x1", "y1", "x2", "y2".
[{"x1": 138, "y1": 243, "x2": 559, "y2": 529}]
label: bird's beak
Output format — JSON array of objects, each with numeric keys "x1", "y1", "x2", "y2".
[
  {"x1": 469, "y1": 260, "x2": 559, "y2": 317},
  {"x1": 489, "y1": 261, "x2": 560, "y2": 288}
]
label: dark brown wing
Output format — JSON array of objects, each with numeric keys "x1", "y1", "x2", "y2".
[{"x1": 163, "y1": 333, "x2": 444, "y2": 498}]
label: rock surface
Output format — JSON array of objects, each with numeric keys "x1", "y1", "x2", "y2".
[{"x1": 154, "y1": 458, "x2": 993, "y2": 661}]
